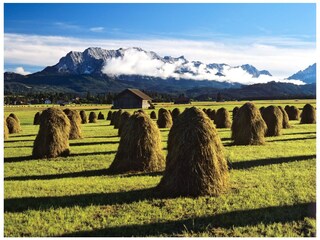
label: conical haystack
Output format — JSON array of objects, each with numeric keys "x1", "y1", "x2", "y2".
[
  {"x1": 171, "y1": 108, "x2": 181, "y2": 122},
  {"x1": 33, "y1": 112, "x2": 41, "y2": 125},
  {"x1": 214, "y1": 108, "x2": 231, "y2": 128},
  {"x1": 232, "y1": 107, "x2": 239, "y2": 120},
  {"x1": 98, "y1": 111, "x2": 105, "y2": 120},
  {"x1": 209, "y1": 109, "x2": 216, "y2": 120},
  {"x1": 9, "y1": 113, "x2": 20, "y2": 125},
  {"x1": 32, "y1": 107, "x2": 70, "y2": 158},
  {"x1": 300, "y1": 104, "x2": 316, "y2": 124},
  {"x1": 157, "y1": 108, "x2": 173, "y2": 128},
  {"x1": 89, "y1": 112, "x2": 97, "y2": 123},
  {"x1": 288, "y1": 106, "x2": 300, "y2": 120},
  {"x1": 157, "y1": 107, "x2": 229, "y2": 197},
  {"x1": 278, "y1": 106, "x2": 290, "y2": 128},
  {"x1": 63, "y1": 108, "x2": 82, "y2": 139},
  {"x1": 108, "y1": 112, "x2": 165, "y2": 173},
  {"x1": 80, "y1": 110, "x2": 87, "y2": 124},
  {"x1": 6, "y1": 116, "x2": 21, "y2": 134},
  {"x1": 262, "y1": 105, "x2": 283, "y2": 136},
  {"x1": 231, "y1": 102, "x2": 267, "y2": 145},
  {"x1": 259, "y1": 106, "x2": 265, "y2": 115},
  {"x1": 107, "y1": 111, "x2": 112, "y2": 120},
  {"x1": 110, "y1": 111, "x2": 117, "y2": 125},
  {"x1": 150, "y1": 111, "x2": 157, "y2": 119},
  {"x1": 114, "y1": 109, "x2": 123, "y2": 129},
  {"x1": 118, "y1": 111, "x2": 131, "y2": 136}
]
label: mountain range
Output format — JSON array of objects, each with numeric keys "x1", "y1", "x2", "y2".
[{"x1": 4, "y1": 47, "x2": 316, "y2": 99}]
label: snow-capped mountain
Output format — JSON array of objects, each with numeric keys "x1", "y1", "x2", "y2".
[
  {"x1": 288, "y1": 63, "x2": 316, "y2": 84},
  {"x1": 43, "y1": 47, "x2": 274, "y2": 84}
]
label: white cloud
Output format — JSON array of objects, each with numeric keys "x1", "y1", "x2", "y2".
[
  {"x1": 4, "y1": 33, "x2": 316, "y2": 80},
  {"x1": 90, "y1": 27, "x2": 105, "y2": 33},
  {"x1": 14, "y1": 67, "x2": 31, "y2": 75}
]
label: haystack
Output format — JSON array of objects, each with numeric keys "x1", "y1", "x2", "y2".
[
  {"x1": 214, "y1": 108, "x2": 231, "y2": 128},
  {"x1": 259, "y1": 106, "x2": 265, "y2": 114},
  {"x1": 9, "y1": 113, "x2": 20, "y2": 125},
  {"x1": 107, "y1": 111, "x2": 112, "y2": 120},
  {"x1": 114, "y1": 109, "x2": 123, "y2": 129},
  {"x1": 231, "y1": 102, "x2": 267, "y2": 145},
  {"x1": 261, "y1": 105, "x2": 283, "y2": 136},
  {"x1": 118, "y1": 111, "x2": 131, "y2": 136},
  {"x1": 108, "y1": 112, "x2": 165, "y2": 173},
  {"x1": 150, "y1": 111, "x2": 157, "y2": 119},
  {"x1": 300, "y1": 104, "x2": 316, "y2": 124},
  {"x1": 278, "y1": 106, "x2": 290, "y2": 128},
  {"x1": 80, "y1": 110, "x2": 87, "y2": 124},
  {"x1": 157, "y1": 107, "x2": 229, "y2": 197},
  {"x1": 98, "y1": 111, "x2": 105, "y2": 120},
  {"x1": 110, "y1": 111, "x2": 117, "y2": 125},
  {"x1": 6, "y1": 116, "x2": 21, "y2": 134},
  {"x1": 32, "y1": 107, "x2": 70, "y2": 158},
  {"x1": 232, "y1": 107, "x2": 239, "y2": 120},
  {"x1": 4, "y1": 117, "x2": 9, "y2": 139},
  {"x1": 63, "y1": 109, "x2": 82, "y2": 139},
  {"x1": 135, "y1": 109, "x2": 146, "y2": 114},
  {"x1": 284, "y1": 105, "x2": 290, "y2": 116},
  {"x1": 89, "y1": 112, "x2": 97, "y2": 123},
  {"x1": 33, "y1": 112, "x2": 41, "y2": 125},
  {"x1": 288, "y1": 106, "x2": 300, "y2": 120},
  {"x1": 157, "y1": 108, "x2": 173, "y2": 128},
  {"x1": 209, "y1": 109, "x2": 216, "y2": 120},
  {"x1": 171, "y1": 108, "x2": 181, "y2": 122}
]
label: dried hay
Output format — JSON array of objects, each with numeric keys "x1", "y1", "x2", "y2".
[
  {"x1": 63, "y1": 108, "x2": 83, "y2": 139},
  {"x1": 231, "y1": 102, "x2": 267, "y2": 145},
  {"x1": 32, "y1": 107, "x2": 70, "y2": 158},
  {"x1": 261, "y1": 105, "x2": 283, "y2": 136},
  {"x1": 157, "y1": 107, "x2": 229, "y2": 197},
  {"x1": 108, "y1": 112, "x2": 165, "y2": 173},
  {"x1": 300, "y1": 104, "x2": 316, "y2": 124},
  {"x1": 214, "y1": 108, "x2": 231, "y2": 128}
]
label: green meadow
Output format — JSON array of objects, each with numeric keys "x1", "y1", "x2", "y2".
[{"x1": 4, "y1": 100, "x2": 316, "y2": 237}]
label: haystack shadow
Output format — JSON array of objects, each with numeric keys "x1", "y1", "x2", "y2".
[{"x1": 60, "y1": 202, "x2": 315, "y2": 237}]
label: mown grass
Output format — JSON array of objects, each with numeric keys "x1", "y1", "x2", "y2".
[{"x1": 4, "y1": 100, "x2": 316, "y2": 237}]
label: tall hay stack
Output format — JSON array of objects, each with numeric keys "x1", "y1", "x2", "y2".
[
  {"x1": 232, "y1": 107, "x2": 239, "y2": 120},
  {"x1": 79, "y1": 110, "x2": 87, "y2": 124},
  {"x1": 89, "y1": 112, "x2": 97, "y2": 123},
  {"x1": 33, "y1": 112, "x2": 41, "y2": 125},
  {"x1": 4, "y1": 117, "x2": 9, "y2": 139},
  {"x1": 209, "y1": 109, "x2": 216, "y2": 120},
  {"x1": 6, "y1": 116, "x2": 21, "y2": 134},
  {"x1": 98, "y1": 111, "x2": 105, "y2": 120},
  {"x1": 278, "y1": 106, "x2": 290, "y2": 128},
  {"x1": 171, "y1": 108, "x2": 181, "y2": 122},
  {"x1": 214, "y1": 108, "x2": 231, "y2": 128},
  {"x1": 288, "y1": 106, "x2": 300, "y2": 120},
  {"x1": 118, "y1": 111, "x2": 131, "y2": 136},
  {"x1": 300, "y1": 104, "x2": 316, "y2": 124},
  {"x1": 107, "y1": 111, "x2": 112, "y2": 120},
  {"x1": 259, "y1": 107, "x2": 265, "y2": 115},
  {"x1": 108, "y1": 112, "x2": 165, "y2": 173},
  {"x1": 261, "y1": 105, "x2": 283, "y2": 136},
  {"x1": 114, "y1": 109, "x2": 123, "y2": 129},
  {"x1": 284, "y1": 105, "x2": 290, "y2": 116},
  {"x1": 63, "y1": 109, "x2": 82, "y2": 139},
  {"x1": 32, "y1": 107, "x2": 71, "y2": 159},
  {"x1": 150, "y1": 111, "x2": 157, "y2": 119},
  {"x1": 231, "y1": 102, "x2": 267, "y2": 145},
  {"x1": 157, "y1": 107, "x2": 229, "y2": 197},
  {"x1": 110, "y1": 111, "x2": 117, "y2": 125},
  {"x1": 9, "y1": 113, "x2": 20, "y2": 125},
  {"x1": 157, "y1": 108, "x2": 173, "y2": 128}
]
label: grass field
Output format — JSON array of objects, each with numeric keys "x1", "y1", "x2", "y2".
[{"x1": 4, "y1": 100, "x2": 316, "y2": 237}]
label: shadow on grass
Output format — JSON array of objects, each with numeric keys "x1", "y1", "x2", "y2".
[
  {"x1": 87, "y1": 135, "x2": 119, "y2": 139},
  {"x1": 60, "y1": 202, "x2": 316, "y2": 237},
  {"x1": 267, "y1": 136, "x2": 316, "y2": 142},
  {"x1": 4, "y1": 188, "x2": 157, "y2": 213},
  {"x1": 284, "y1": 132, "x2": 316, "y2": 136},
  {"x1": 10, "y1": 134, "x2": 37, "y2": 138},
  {"x1": 70, "y1": 151, "x2": 117, "y2": 157},
  {"x1": 4, "y1": 139, "x2": 34, "y2": 143},
  {"x1": 4, "y1": 155, "x2": 35, "y2": 163},
  {"x1": 70, "y1": 141, "x2": 119, "y2": 146},
  {"x1": 230, "y1": 154, "x2": 316, "y2": 170}
]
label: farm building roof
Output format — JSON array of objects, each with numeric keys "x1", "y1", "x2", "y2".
[{"x1": 115, "y1": 88, "x2": 152, "y2": 100}]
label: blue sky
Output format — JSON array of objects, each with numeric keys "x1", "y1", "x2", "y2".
[{"x1": 4, "y1": 3, "x2": 316, "y2": 77}]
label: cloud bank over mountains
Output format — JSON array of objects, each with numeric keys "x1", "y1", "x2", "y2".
[{"x1": 4, "y1": 33, "x2": 316, "y2": 81}]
